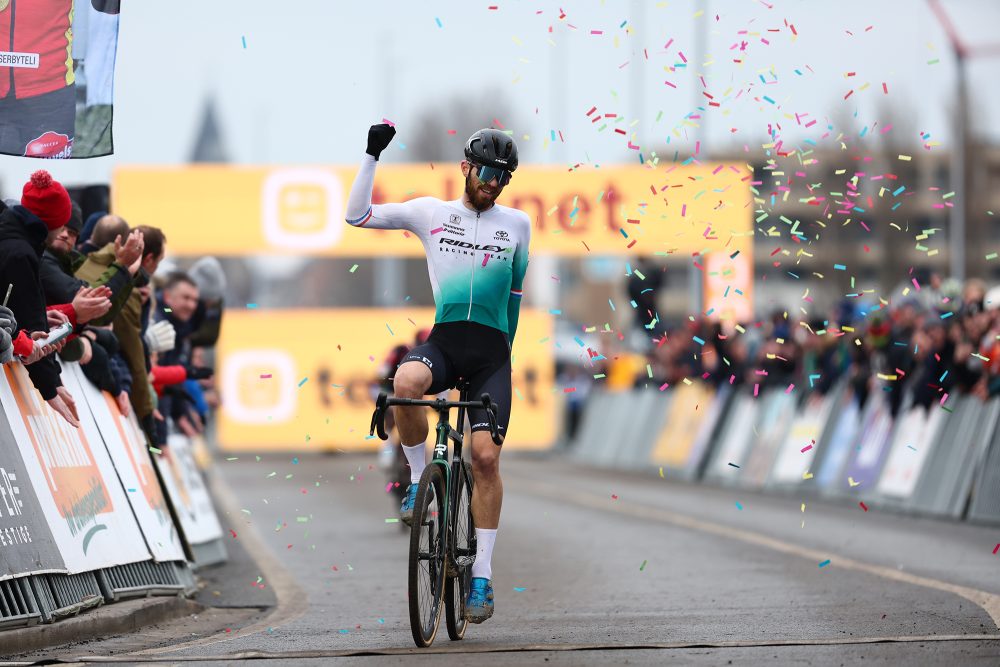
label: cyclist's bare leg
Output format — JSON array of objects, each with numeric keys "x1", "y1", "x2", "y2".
[
  {"x1": 470, "y1": 430, "x2": 503, "y2": 529},
  {"x1": 392, "y1": 361, "x2": 433, "y2": 446}
]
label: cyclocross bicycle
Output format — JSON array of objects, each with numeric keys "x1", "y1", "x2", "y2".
[{"x1": 370, "y1": 381, "x2": 503, "y2": 648}]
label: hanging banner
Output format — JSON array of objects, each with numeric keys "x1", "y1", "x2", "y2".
[
  {"x1": 0, "y1": 382, "x2": 63, "y2": 580},
  {"x1": 155, "y1": 433, "x2": 224, "y2": 547},
  {"x1": 69, "y1": 364, "x2": 186, "y2": 562},
  {"x1": 0, "y1": 362, "x2": 149, "y2": 573},
  {"x1": 215, "y1": 308, "x2": 556, "y2": 452},
  {"x1": 0, "y1": 0, "x2": 120, "y2": 158}
]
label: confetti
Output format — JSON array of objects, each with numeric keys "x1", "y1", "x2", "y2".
[
  {"x1": 859, "y1": 502, "x2": 868, "y2": 512},
  {"x1": 298, "y1": 377, "x2": 309, "y2": 387},
  {"x1": 994, "y1": 544, "x2": 1000, "y2": 555},
  {"x1": 818, "y1": 559, "x2": 831, "y2": 568},
  {"x1": 513, "y1": 587, "x2": 526, "y2": 592},
  {"x1": 349, "y1": 264, "x2": 359, "y2": 273},
  {"x1": 639, "y1": 560, "x2": 648, "y2": 571},
  {"x1": 260, "y1": 373, "x2": 272, "y2": 379},
  {"x1": 435, "y1": 16, "x2": 442, "y2": 28},
  {"x1": 241, "y1": 36, "x2": 247, "y2": 49},
  {"x1": 735, "y1": 501, "x2": 743, "y2": 510}
]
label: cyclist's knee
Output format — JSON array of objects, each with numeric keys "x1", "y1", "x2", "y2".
[{"x1": 393, "y1": 363, "x2": 431, "y2": 398}]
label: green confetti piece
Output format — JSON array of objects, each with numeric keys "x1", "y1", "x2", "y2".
[
  {"x1": 639, "y1": 559, "x2": 648, "y2": 571},
  {"x1": 349, "y1": 264, "x2": 359, "y2": 273},
  {"x1": 148, "y1": 447, "x2": 161, "y2": 454},
  {"x1": 385, "y1": 518, "x2": 400, "y2": 523}
]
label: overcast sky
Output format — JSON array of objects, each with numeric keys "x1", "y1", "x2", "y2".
[{"x1": 1, "y1": 0, "x2": 999, "y2": 192}]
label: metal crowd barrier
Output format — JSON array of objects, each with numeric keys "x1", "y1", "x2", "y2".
[
  {"x1": 569, "y1": 381, "x2": 1000, "y2": 524},
  {"x1": 0, "y1": 362, "x2": 222, "y2": 633}
]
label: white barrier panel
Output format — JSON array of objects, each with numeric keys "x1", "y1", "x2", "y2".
[
  {"x1": 0, "y1": 374, "x2": 64, "y2": 580},
  {"x1": 875, "y1": 405, "x2": 947, "y2": 500},
  {"x1": 157, "y1": 433, "x2": 224, "y2": 547},
  {"x1": 769, "y1": 390, "x2": 840, "y2": 488},
  {"x1": 0, "y1": 363, "x2": 150, "y2": 573},
  {"x1": 742, "y1": 390, "x2": 798, "y2": 488},
  {"x1": 704, "y1": 393, "x2": 757, "y2": 483},
  {"x1": 69, "y1": 365, "x2": 186, "y2": 562},
  {"x1": 816, "y1": 396, "x2": 861, "y2": 492}
]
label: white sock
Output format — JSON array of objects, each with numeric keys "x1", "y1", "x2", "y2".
[
  {"x1": 401, "y1": 443, "x2": 427, "y2": 484},
  {"x1": 471, "y1": 528, "x2": 497, "y2": 580}
]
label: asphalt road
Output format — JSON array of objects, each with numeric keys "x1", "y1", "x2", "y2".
[{"x1": 14, "y1": 450, "x2": 1000, "y2": 666}]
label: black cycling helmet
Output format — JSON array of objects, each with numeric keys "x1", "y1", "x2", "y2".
[{"x1": 464, "y1": 128, "x2": 519, "y2": 172}]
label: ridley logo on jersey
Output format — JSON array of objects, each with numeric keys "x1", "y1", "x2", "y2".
[{"x1": 439, "y1": 238, "x2": 509, "y2": 253}]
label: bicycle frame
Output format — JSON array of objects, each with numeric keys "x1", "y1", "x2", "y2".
[{"x1": 370, "y1": 385, "x2": 502, "y2": 527}]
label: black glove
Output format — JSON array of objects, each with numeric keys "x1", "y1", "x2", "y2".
[
  {"x1": 366, "y1": 123, "x2": 396, "y2": 160},
  {"x1": 185, "y1": 365, "x2": 213, "y2": 380},
  {"x1": 0, "y1": 305, "x2": 16, "y2": 336}
]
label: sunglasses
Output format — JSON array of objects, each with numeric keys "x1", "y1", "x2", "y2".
[{"x1": 470, "y1": 162, "x2": 513, "y2": 187}]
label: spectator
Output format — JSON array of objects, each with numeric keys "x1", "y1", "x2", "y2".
[
  {"x1": 77, "y1": 224, "x2": 167, "y2": 443},
  {"x1": 39, "y1": 208, "x2": 144, "y2": 324},
  {"x1": 188, "y1": 256, "x2": 226, "y2": 349},
  {"x1": 154, "y1": 271, "x2": 213, "y2": 439},
  {"x1": 0, "y1": 170, "x2": 80, "y2": 426}
]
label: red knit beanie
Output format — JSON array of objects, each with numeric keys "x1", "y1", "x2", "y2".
[{"x1": 21, "y1": 170, "x2": 71, "y2": 231}]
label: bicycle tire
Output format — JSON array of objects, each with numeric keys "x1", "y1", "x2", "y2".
[
  {"x1": 408, "y1": 463, "x2": 447, "y2": 648},
  {"x1": 445, "y1": 461, "x2": 475, "y2": 640}
]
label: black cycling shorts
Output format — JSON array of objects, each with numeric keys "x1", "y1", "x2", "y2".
[{"x1": 399, "y1": 321, "x2": 511, "y2": 440}]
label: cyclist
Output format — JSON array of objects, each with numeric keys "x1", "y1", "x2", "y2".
[{"x1": 345, "y1": 124, "x2": 530, "y2": 624}]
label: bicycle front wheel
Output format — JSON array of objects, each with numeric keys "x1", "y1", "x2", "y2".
[
  {"x1": 445, "y1": 461, "x2": 475, "y2": 640},
  {"x1": 408, "y1": 463, "x2": 447, "y2": 648}
]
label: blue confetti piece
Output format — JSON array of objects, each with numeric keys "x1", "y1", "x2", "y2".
[
  {"x1": 292, "y1": 457, "x2": 299, "y2": 465},
  {"x1": 818, "y1": 559, "x2": 831, "y2": 568},
  {"x1": 435, "y1": 17, "x2": 442, "y2": 27},
  {"x1": 378, "y1": 618, "x2": 385, "y2": 624},
  {"x1": 693, "y1": 335, "x2": 705, "y2": 345},
  {"x1": 513, "y1": 587, "x2": 526, "y2": 592},
  {"x1": 608, "y1": 299, "x2": 616, "y2": 311},
  {"x1": 298, "y1": 377, "x2": 309, "y2": 387},
  {"x1": 386, "y1": 323, "x2": 394, "y2": 336},
  {"x1": 834, "y1": 264, "x2": 846, "y2": 271},
  {"x1": 735, "y1": 501, "x2": 743, "y2": 510},
  {"x1": 247, "y1": 303, "x2": 258, "y2": 309},
  {"x1": 573, "y1": 337, "x2": 585, "y2": 347},
  {"x1": 339, "y1": 629, "x2": 350, "y2": 634},
  {"x1": 241, "y1": 36, "x2": 247, "y2": 49}
]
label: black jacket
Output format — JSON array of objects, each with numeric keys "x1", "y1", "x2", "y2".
[
  {"x1": 39, "y1": 246, "x2": 134, "y2": 324},
  {"x1": 0, "y1": 206, "x2": 62, "y2": 400}
]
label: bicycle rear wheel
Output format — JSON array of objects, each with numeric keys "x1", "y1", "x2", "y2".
[
  {"x1": 408, "y1": 463, "x2": 447, "y2": 648},
  {"x1": 445, "y1": 461, "x2": 475, "y2": 640}
]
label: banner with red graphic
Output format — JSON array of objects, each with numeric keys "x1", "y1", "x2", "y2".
[{"x1": 0, "y1": 0, "x2": 120, "y2": 158}]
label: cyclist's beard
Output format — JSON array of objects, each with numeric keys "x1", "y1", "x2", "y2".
[{"x1": 465, "y1": 171, "x2": 499, "y2": 212}]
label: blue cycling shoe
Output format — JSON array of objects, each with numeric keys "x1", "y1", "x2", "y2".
[
  {"x1": 464, "y1": 577, "x2": 494, "y2": 623},
  {"x1": 400, "y1": 483, "x2": 418, "y2": 525}
]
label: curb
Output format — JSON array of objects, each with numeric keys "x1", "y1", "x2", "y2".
[{"x1": 3, "y1": 596, "x2": 204, "y2": 656}]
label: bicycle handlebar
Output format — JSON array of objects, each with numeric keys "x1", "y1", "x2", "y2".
[{"x1": 369, "y1": 392, "x2": 503, "y2": 446}]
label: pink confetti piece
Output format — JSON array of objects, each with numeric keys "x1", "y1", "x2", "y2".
[
  {"x1": 260, "y1": 374, "x2": 272, "y2": 379},
  {"x1": 430, "y1": 227, "x2": 444, "y2": 234},
  {"x1": 381, "y1": 117, "x2": 395, "y2": 127},
  {"x1": 801, "y1": 444, "x2": 813, "y2": 453}
]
